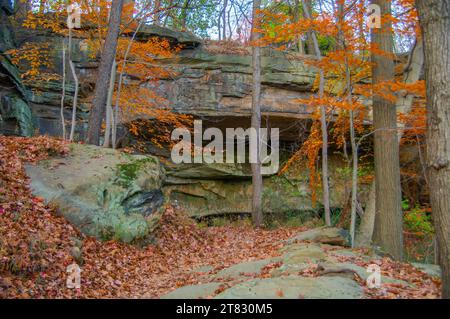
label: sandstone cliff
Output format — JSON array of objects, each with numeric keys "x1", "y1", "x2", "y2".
[{"x1": 0, "y1": 17, "x2": 365, "y2": 218}]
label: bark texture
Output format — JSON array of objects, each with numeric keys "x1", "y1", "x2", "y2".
[
  {"x1": 251, "y1": 0, "x2": 263, "y2": 227},
  {"x1": 87, "y1": 0, "x2": 124, "y2": 145},
  {"x1": 356, "y1": 39, "x2": 424, "y2": 247},
  {"x1": 371, "y1": 0, "x2": 403, "y2": 260},
  {"x1": 416, "y1": 0, "x2": 450, "y2": 299}
]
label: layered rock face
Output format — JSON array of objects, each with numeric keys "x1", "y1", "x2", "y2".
[
  {"x1": 162, "y1": 159, "x2": 351, "y2": 218},
  {"x1": 1, "y1": 21, "x2": 357, "y2": 219},
  {"x1": 0, "y1": 0, "x2": 34, "y2": 136},
  {"x1": 149, "y1": 48, "x2": 317, "y2": 123},
  {"x1": 6, "y1": 24, "x2": 318, "y2": 141}
]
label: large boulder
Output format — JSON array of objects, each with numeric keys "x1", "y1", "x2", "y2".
[
  {"x1": 287, "y1": 227, "x2": 351, "y2": 247},
  {"x1": 214, "y1": 275, "x2": 364, "y2": 299},
  {"x1": 26, "y1": 144, "x2": 165, "y2": 243}
]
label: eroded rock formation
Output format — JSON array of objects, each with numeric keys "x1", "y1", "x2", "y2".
[{"x1": 1, "y1": 20, "x2": 365, "y2": 219}]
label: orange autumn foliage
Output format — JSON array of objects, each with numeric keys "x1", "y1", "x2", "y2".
[
  {"x1": 12, "y1": 0, "x2": 192, "y2": 146},
  {"x1": 271, "y1": 0, "x2": 423, "y2": 201}
]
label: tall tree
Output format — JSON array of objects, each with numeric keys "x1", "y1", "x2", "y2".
[
  {"x1": 291, "y1": 0, "x2": 304, "y2": 54},
  {"x1": 371, "y1": 0, "x2": 403, "y2": 260},
  {"x1": 251, "y1": 0, "x2": 263, "y2": 227},
  {"x1": 302, "y1": 0, "x2": 331, "y2": 226},
  {"x1": 356, "y1": 39, "x2": 424, "y2": 247},
  {"x1": 223, "y1": 0, "x2": 228, "y2": 40},
  {"x1": 416, "y1": 0, "x2": 450, "y2": 299},
  {"x1": 87, "y1": 0, "x2": 125, "y2": 145}
]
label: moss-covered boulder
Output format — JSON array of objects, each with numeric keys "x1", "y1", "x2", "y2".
[{"x1": 26, "y1": 144, "x2": 165, "y2": 243}]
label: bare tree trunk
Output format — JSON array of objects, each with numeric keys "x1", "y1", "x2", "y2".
[
  {"x1": 68, "y1": 60, "x2": 79, "y2": 141},
  {"x1": 251, "y1": 0, "x2": 263, "y2": 227},
  {"x1": 397, "y1": 40, "x2": 424, "y2": 131},
  {"x1": 66, "y1": 27, "x2": 78, "y2": 141},
  {"x1": 227, "y1": 3, "x2": 233, "y2": 40},
  {"x1": 87, "y1": 0, "x2": 124, "y2": 145},
  {"x1": 60, "y1": 41, "x2": 66, "y2": 140},
  {"x1": 112, "y1": 18, "x2": 145, "y2": 149},
  {"x1": 292, "y1": 0, "x2": 304, "y2": 54},
  {"x1": 103, "y1": 61, "x2": 117, "y2": 148},
  {"x1": 223, "y1": 0, "x2": 228, "y2": 40},
  {"x1": 302, "y1": 0, "x2": 331, "y2": 226},
  {"x1": 218, "y1": 11, "x2": 221, "y2": 40},
  {"x1": 356, "y1": 184, "x2": 376, "y2": 245},
  {"x1": 349, "y1": 112, "x2": 358, "y2": 246},
  {"x1": 336, "y1": 0, "x2": 357, "y2": 244},
  {"x1": 304, "y1": 0, "x2": 315, "y2": 54},
  {"x1": 416, "y1": 0, "x2": 450, "y2": 299},
  {"x1": 346, "y1": 62, "x2": 358, "y2": 247},
  {"x1": 371, "y1": 0, "x2": 403, "y2": 260}
]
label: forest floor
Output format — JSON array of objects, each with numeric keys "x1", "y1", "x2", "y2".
[{"x1": 0, "y1": 136, "x2": 441, "y2": 299}]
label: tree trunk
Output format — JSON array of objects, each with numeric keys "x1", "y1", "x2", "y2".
[
  {"x1": 87, "y1": 0, "x2": 124, "y2": 145},
  {"x1": 304, "y1": 0, "x2": 315, "y2": 54},
  {"x1": 68, "y1": 27, "x2": 79, "y2": 142},
  {"x1": 251, "y1": 0, "x2": 263, "y2": 227},
  {"x1": 218, "y1": 11, "x2": 221, "y2": 40},
  {"x1": 356, "y1": 184, "x2": 376, "y2": 246},
  {"x1": 180, "y1": 0, "x2": 191, "y2": 30},
  {"x1": 223, "y1": 0, "x2": 228, "y2": 40},
  {"x1": 302, "y1": 0, "x2": 331, "y2": 226},
  {"x1": 416, "y1": 0, "x2": 450, "y2": 299},
  {"x1": 60, "y1": 40, "x2": 66, "y2": 140},
  {"x1": 154, "y1": 0, "x2": 161, "y2": 25},
  {"x1": 356, "y1": 39, "x2": 424, "y2": 247},
  {"x1": 292, "y1": 0, "x2": 304, "y2": 54},
  {"x1": 103, "y1": 60, "x2": 117, "y2": 148},
  {"x1": 370, "y1": 0, "x2": 403, "y2": 260},
  {"x1": 68, "y1": 60, "x2": 79, "y2": 141}
]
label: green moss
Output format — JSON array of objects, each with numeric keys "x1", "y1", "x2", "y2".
[{"x1": 116, "y1": 157, "x2": 155, "y2": 187}]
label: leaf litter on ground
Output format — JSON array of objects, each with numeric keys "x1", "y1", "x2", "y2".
[{"x1": 0, "y1": 136, "x2": 441, "y2": 299}]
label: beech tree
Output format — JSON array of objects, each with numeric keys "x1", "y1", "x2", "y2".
[
  {"x1": 416, "y1": 0, "x2": 450, "y2": 299},
  {"x1": 87, "y1": 0, "x2": 125, "y2": 145}
]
